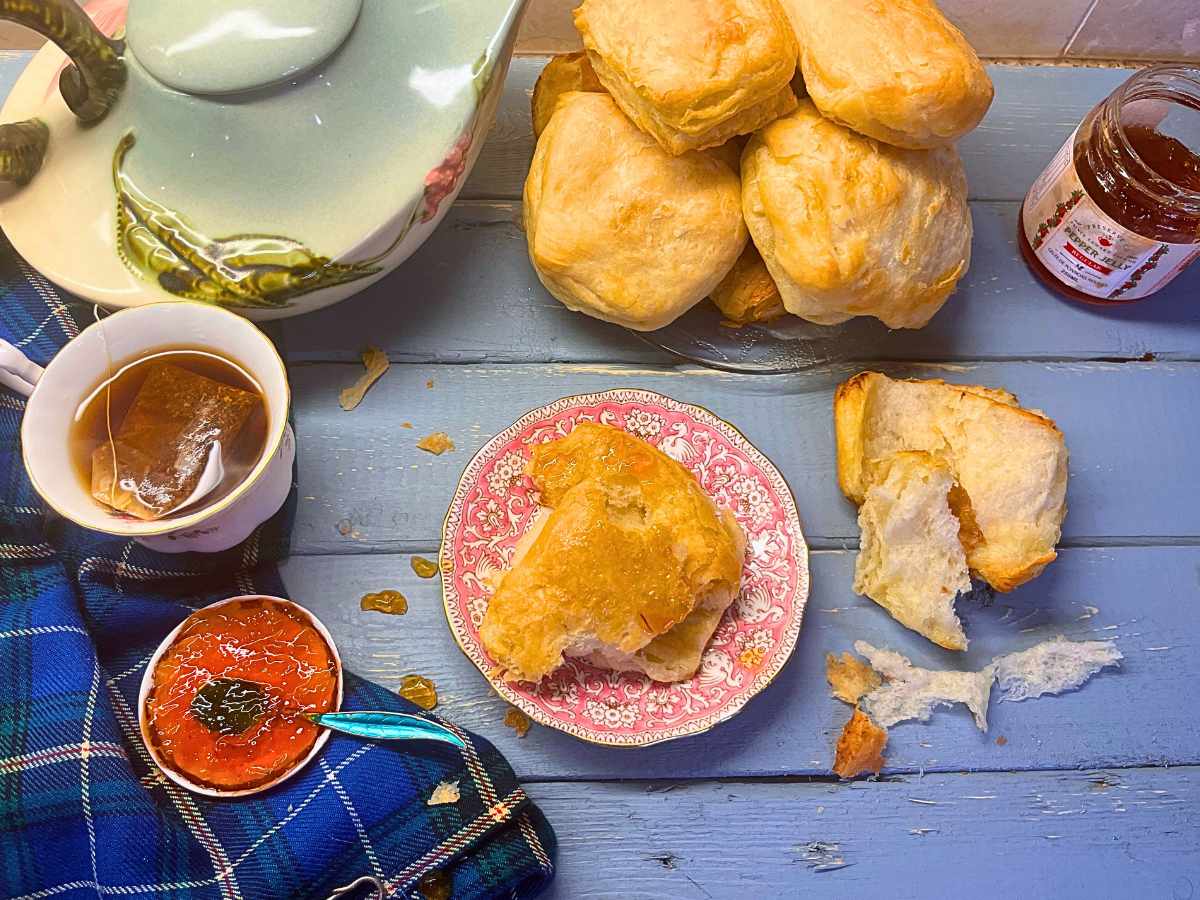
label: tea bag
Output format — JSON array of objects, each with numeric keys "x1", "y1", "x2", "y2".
[{"x1": 91, "y1": 362, "x2": 258, "y2": 520}]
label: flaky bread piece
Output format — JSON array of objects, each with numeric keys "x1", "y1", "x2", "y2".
[
  {"x1": 853, "y1": 452, "x2": 972, "y2": 650},
  {"x1": 480, "y1": 423, "x2": 744, "y2": 683},
  {"x1": 531, "y1": 52, "x2": 605, "y2": 138},
  {"x1": 575, "y1": 0, "x2": 798, "y2": 155},
  {"x1": 835, "y1": 372, "x2": 1068, "y2": 591},
  {"x1": 581, "y1": 544, "x2": 743, "y2": 682},
  {"x1": 826, "y1": 651, "x2": 881, "y2": 705},
  {"x1": 833, "y1": 708, "x2": 887, "y2": 779}
]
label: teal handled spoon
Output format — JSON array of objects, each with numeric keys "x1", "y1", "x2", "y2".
[{"x1": 190, "y1": 677, "x2": 465, "y2": 749}]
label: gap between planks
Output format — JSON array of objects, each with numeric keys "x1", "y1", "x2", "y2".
[
  {"x1": 284, "y1": 534, "x2": 1200, "y2": 558},
  {"x1": 517, "y1": 760, "x2": 1192, "y2": 786},
  {"x1": 279, "y1": 355, "x2": 1191, "y2": 368}
]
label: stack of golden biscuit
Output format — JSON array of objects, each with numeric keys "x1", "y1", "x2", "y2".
[{"x1": 523, "y1": 0, "x2": 994, "y2": 331}]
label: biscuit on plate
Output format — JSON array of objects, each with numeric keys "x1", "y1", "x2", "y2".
[
  {"x1": 480, "y1": 423, "x2": 745, "y2": 683},
  {"x1": 574, "y1": 0, "x2": 798, "y2": 155},
  {"x1": 524, "y1": 91, "x2": 746, "y2": 331},
  {"x1": 741, "y1": 100, "x2": 971, "y2": 329},
  {"x1": 779, "y1": 0, "x2": 993, "y2": 148}
]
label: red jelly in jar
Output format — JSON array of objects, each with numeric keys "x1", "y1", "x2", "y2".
[{"x1": 1019, "y1": 65, "x2": 1200, "y2": 304}]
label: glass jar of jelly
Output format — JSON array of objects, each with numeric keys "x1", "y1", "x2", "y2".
[{"x1": 1019, "y1": 65, "x2": 1200, "y2": 304}]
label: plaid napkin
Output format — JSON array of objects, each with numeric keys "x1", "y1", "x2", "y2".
[{"x1": 0, "y1": 247, "x2": 556, "y2": 900}]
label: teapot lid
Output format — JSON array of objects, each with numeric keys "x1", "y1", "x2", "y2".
[{"x1": 126, "y1": 0, "x2": 363, "y2": 95}]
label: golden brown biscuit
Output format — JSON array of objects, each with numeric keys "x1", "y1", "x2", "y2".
[
  {"x1": 779, "y1": 0, "x2": 993, "y2": 149},
  {"x1": 706, "y1": 136, "x2": 748, "y2": 174},
  {"x1": 710, "y1": 243, "x2": 786, "y2": 326},
  {"x1": 524, "y1": 92, "x2": 747, "y2": 331},
  {"x1": 834, "y1": 372, "x2": 1069, "y2": 592},
  {"x1": 531, "y1": 52, "x2": 604, "y2": 138},
  {"x1": 480, "y1": 423, "x2": 745, "y2": 683},
  {"x1": 575, "y1": 0, "x2": 799, "y2": 155},
  {"x1": 741, "y1": 100, "x2": 971, "y2": 329}
]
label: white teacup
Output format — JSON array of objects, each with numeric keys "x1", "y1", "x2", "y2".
[{"x1": 10, "y1": 301, "x2": 293, "y2": 553}]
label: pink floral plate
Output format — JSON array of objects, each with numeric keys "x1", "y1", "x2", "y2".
[{"x1": 439, "y1": 389, "x2": 809, "y2": 747}]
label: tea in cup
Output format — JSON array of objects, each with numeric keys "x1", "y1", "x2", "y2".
[{"x1": 15, "y1": 301, "x2": 293, "y2": 553}]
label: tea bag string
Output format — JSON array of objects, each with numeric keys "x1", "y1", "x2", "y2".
[{"x1": 94, "y1": 304, "x2": 120, "y2": 510}]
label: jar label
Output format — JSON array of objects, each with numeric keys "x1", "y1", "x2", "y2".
[{"x1": 1022, "y1": 131, "x2": 1200, "y2": 300}]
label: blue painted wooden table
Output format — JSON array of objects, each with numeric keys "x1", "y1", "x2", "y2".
[{"x1": 7, "y1": 52, "x2": 1199, "y2": 897}]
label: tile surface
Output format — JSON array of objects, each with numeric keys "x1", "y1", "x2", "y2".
[
  {"x1": 940, "y1": 0, "x2": 1094, "y2": 58},
  {"x1": 1068, "y1": 0, "x2": 1200, "y2": 59}
]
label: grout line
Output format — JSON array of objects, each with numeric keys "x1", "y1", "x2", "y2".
[{"x1": 1062, "y1": 0, "x2": 1103, "y2": 57}]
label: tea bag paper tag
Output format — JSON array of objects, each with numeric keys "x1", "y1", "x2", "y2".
[{"x1": 170, "y1": 441, "x2": 225, "y2": 515}]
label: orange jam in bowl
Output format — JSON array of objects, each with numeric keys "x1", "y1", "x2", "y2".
[{"x1": 139, "y1": 596, "x2": 341, "y2": 796}]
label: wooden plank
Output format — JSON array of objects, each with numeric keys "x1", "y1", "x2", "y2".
[
  {"x1": 274, "y1": 199, "x2": 1200, "y2": 365},
  {"x1": 457, "y1": 58, "x2": 1128, "y2": 203},
  {"x1": 2, "y1": 54, "x2": 1192, "y2": 364},
  {"x1": 285, "y1": 360, "x2": 1200, "y2": 555},
  {"x1": 527, "y1": 767, "x2": 1200, "y2": 899},
  {"x1": 0, "y1": 56, "x2": 1127, "y2": 205},
  {"x1": 275, "y1": 201, "x2": 656, "y2": 366},
  {"x1": 280, "y1": 546, "x2": 1199, "y2": 780}
]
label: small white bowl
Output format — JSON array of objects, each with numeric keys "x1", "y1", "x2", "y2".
[{"x1": 137, "y1": 595, "x2": 343, "y2": 798}]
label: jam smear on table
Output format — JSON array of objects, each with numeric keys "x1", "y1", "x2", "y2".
[{"x1": 144, "y1": 598, "x2": 338, "y2": 791}]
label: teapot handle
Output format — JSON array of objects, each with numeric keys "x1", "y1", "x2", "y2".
[
  {"x1": 0, "y1": 337, "x2": 44, "y2": 398},
  {"x1": 0, "y1": 0, "x2": 126, "y2": 184}
]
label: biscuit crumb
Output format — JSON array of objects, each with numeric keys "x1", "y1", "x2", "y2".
[
  {"x1": 427, "y1": 780, "x2": 460, "y2": 806},
  {"x1": 833, "y1": 708, "x2": 887, "y2": 779},
  {"x1": 996, "y1": 735, "x2": 1008, "y2": 746},
  {"x1": 826, "y1": 651, "x2": 882, "y2": 705},
  {"x1": 503, "y1": 707, "x2": 532, "y2": 738},
  {"x1": 417, "y1": 432, "x2": 455, "y2": 455},
  {"x1": 339, "y1": 346, "x2": 389, "y2": 411}
]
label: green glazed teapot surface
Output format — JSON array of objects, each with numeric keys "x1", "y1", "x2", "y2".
[{"x1": 0, "y1": 0, "x2": 527, "y2": 319}]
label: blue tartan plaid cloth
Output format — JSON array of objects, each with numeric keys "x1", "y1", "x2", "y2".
[{"x1": 0, "y1": 245, "x2": 556, "y2": 900}]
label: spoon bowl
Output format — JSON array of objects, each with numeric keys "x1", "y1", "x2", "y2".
[{"x1": 186, "y1": 675, "x2": 465, "y2": 749}]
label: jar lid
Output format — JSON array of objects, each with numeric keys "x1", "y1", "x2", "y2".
[{"x1": 126, "y1": 0, "x2": 363, "y2": 95}]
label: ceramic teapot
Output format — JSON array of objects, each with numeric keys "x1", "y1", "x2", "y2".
[{"x1": 0, "y1": 0, "x2": 527, "y2": 320}]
